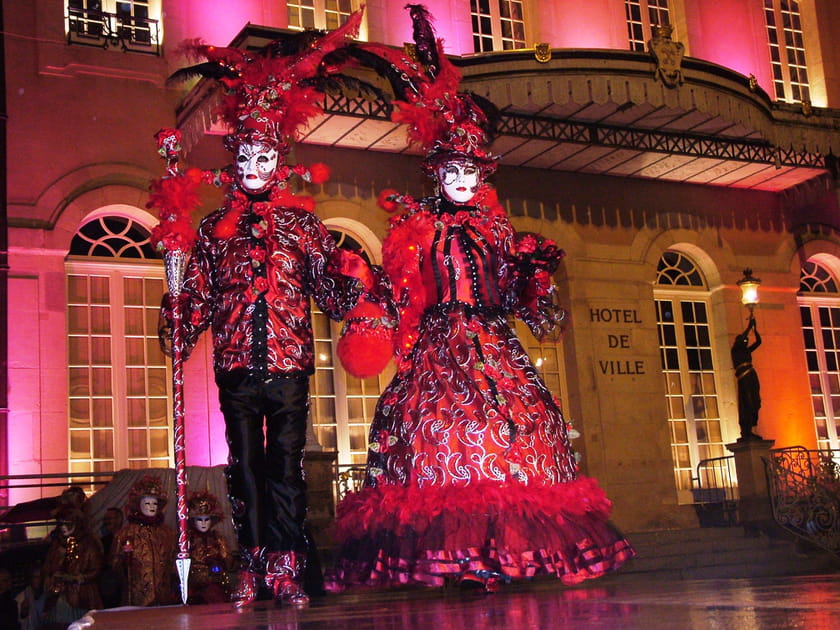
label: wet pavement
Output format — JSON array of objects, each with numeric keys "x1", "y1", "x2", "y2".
[{"x1": 80, "y1": 572, "x2": 840, "y2": 629}]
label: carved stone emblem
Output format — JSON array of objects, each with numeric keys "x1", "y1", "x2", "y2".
[
  {"x1": 534, "y1": 43, "x2": 551, "y2": 63},
  {"x1": 648, "y1": 25, "x2": 684, "y2": 88}
]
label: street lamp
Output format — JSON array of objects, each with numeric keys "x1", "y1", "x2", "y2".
[{"x1": 737, "y1": 268, "x2": 761, "y2": 316}]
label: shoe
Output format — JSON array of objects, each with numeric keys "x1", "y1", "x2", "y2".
[
  {"x1": 231, "y1": 546, "x2": 265, "y2": 607},
  {"x1": 231, "y1": 570, "x2": 259, "y2": 608},
  {"x1": 265, "y1": 551, "x2": 310, "y2": 607},
  {"x1": 458, "y1": 569, "x2": 505, "y2": 594}
]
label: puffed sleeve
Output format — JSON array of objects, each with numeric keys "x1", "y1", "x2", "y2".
[
  {"x1": 502, "y1": 229, "x2": 568, "y2": 340},
  {"x1": 303, "y1": 214, "x2": 366, "y2": 321}
]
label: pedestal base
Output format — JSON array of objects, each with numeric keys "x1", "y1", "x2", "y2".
[{"x1": 727, "y1": 438, "x2": 775, "y2": 532}]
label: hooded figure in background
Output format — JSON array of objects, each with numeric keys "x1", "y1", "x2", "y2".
[{"x1": 41, "y1": 506, "x2": 102, "y2": 627}]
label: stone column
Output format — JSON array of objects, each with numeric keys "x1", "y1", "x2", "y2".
[{"x1": 726, "y1": 438, "x2": 775, "y2": 533}]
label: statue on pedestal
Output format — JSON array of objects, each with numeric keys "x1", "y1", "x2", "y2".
[{"x1": 732, "y1": 316, "x2": 762, "y2": 441}]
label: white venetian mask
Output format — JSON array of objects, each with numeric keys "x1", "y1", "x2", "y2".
[
  {"x1": 139, "y1": 496, "x2": 159, "y2": 518},
  {"x1": 235, "y1": 142, "x2": 280, "y2": 194},
  {"x1": 438, "y1": 161, "x2": 481, "y2": 204}
]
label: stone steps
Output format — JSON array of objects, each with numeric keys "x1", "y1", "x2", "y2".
[{"x1": 616, "y1": 527, "x2": 839, "y2": 581}]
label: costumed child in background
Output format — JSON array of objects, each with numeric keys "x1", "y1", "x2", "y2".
[
  {"x1": 329, "y1": 4, "x2": 634, "y2": 592},
  {"x1": 40, "y1": 506, "x2": 103, "y2": 628},
  {"x1": 110, "y1": 475, "x2": 178, "y2": 606},
  {"x1": 186, "y1": 490, "x2": 234, "y2": 604},
  {"x1": 156, "y1": 9, "x2": 376, "y2": 608}
]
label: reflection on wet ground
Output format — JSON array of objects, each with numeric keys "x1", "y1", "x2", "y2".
[{"x1": 84, "y1": 572, "x2": 840, "y2": 630}]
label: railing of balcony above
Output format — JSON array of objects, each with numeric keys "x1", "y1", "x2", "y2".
[{"x1": 66, "y1": 4, "x2": 161, "y2": 55}]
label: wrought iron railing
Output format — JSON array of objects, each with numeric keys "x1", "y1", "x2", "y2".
[
  {"x1": 66, "y1": 5, "x2": 161, "y2": 55},
  {"x1": 765, "y1": 446, "x2": 840, "y2": 556},
  {"x1": 0, "y1": 471, "x2": 116, "y2": 545},
  {"x1": 334, "y1": 464, "x2": 367, "y2": 501},
  {"x1": 691, "y1": 455, "x2": 739, "y2": 526}
]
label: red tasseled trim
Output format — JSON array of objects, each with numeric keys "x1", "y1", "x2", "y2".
[{"x1": 333, "y1": 477, "x2": 613, "y2": 544}]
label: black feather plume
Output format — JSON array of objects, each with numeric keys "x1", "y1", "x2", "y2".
[
  {"x1": 165, "y1": 61, "x2": 238, "y2": 87},
  {"x1": 405, "y1": 4, "x2": 439, "y2": 76}
]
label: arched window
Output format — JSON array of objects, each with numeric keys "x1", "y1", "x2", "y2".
[
  {"x1": 654, "y1": 250, "x2": 729, "y2": 501},
  {"x1": 66, "y1": 213, "x2": 170, "y2": 474},
  {"x1": 763, "y1": 0, "x2": 810, "y2": 104},
  {"x1": 798, "y1": 259, "x2": 840, "y2": 450}
]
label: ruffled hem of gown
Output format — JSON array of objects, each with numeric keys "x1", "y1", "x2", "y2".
[{"x1": 325, "y1": 478, "x2": 635, "y2": 591}]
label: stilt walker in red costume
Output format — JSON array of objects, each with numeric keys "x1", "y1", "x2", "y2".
[
  {"x1": 157, "y1": 10, "x2": 374, "y2": 607},
  {"x1": 329, "y1": 5, "x2": 635, "y2": 592}
]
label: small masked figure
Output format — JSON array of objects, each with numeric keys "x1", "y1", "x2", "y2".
[
  {"x1": 110, "y1": 475, "x2": 178, "y2": 606},
  {"x1": 186, "y1": 491, "x2": 233, "y2": 604}
]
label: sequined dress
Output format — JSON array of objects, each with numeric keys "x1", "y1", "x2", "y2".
[{"x1": 329, "y1": 197, "x2": 634, "y2": 589}]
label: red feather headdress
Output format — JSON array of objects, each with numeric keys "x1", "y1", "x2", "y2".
[{"x1": 174, "y1": 10, "x2": 363, "y2": 152}]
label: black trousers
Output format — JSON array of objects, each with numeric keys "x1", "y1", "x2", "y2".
[{"x1": 217, "y1": 371, "x2": 310, "y2": 553}]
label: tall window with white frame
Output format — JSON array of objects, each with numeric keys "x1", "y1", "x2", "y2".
[
  {"x1": 511, "y1": 320, "x2": 569, "y2": 425},
  {"x1": 308, "y1": 230, "x2": 390, "y2": 469},
  {"x1": 763, "y1": 0, "x2": 810, "y2": 103},
  {"x1": 66, "y1": 215, "x2": 170, "y2": 476},
  {"x1": 798, "y1": 259, "x2": 840, "y2": 450},
  {"x1": 287, "y1": 0, "x2": 354, "y2": 31},
  {"x1": 471, "y1": 0, "x2": 526, "y2": 53},
  {"x1": 655, "y1": 251, "x2": 731, "y2": 502},
  {"x1": 625, "y1": 0, "x2": 670, "y2": 52}
]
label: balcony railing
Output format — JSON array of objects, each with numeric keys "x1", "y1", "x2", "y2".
[
  {"x1": 765, "y1": 446, "x2": 840, "y2": 557},
  {"x1": 66, "y1": 5, "x2": 161, "y2": 55}
]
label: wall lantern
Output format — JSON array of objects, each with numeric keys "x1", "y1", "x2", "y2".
[{"x1": 737, "y1": 268, "x2": 761, "y2": 315}]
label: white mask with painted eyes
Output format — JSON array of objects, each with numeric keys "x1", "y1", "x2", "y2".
[
  {"x1": 139, "y1": 496, "x2": 159, "y2": 518},
  {"x1": 235, "y1": 142, "x2": 280, "y2": 194},
  {"x1": 193, "y1": 515, "x2": 213, "y2": 533},
  {"x1": 438, "y1": 162, "x2": 481, "y2": 204}
]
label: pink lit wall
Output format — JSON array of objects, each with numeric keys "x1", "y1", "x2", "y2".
[
  {"x1": 365, "y1": 0, "x2": 473, "y2": 55},
  {"x1": 683, "y1": 0, "x2": 772, "y2": 95},
  {"x1": 536, "y1": 0, "x2": 626, "y2": 49},
  {"x1": 164, "y1": 0, "x2": 286, "y2": 49},
  {"x1": 183, "y1": 336, "x2": 229, "y2": 467}
]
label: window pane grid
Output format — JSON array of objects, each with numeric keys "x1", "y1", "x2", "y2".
[
  {"x1": 471, "y1": 0, "x2": 526, "y2": 53},
  {"x1": 288, "y1": 0, "x2": 353, "y2": 32},
  {"x1": 764, "y1": 0, "x2": 810, "y2": 103},
  {"x1": 67, "y1": 218, "x2": 170, "y2": 473},
  {"x1": 655, "y1": 252, "x2": 727, "y2": 497},
  {"x1": 625, "y1": 0, "x2": 670, "y2": 52},
  {"x1": 310, "y1": 305, "x2": 339, "y2": 454},
  {"x1": 800, "y1": 298, "x2": 840, "y2": 450}
]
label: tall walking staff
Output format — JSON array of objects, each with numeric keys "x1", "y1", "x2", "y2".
[{"x1": 148, "y1": 128, "x2": 201, "y2": 604}]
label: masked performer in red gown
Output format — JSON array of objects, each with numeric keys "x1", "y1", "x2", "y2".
[
  {"x1": 329, "y1": 5, "x2": 634, "y2": 592},
  {"x1": 158, "y1": 11, "x2": 373, "y2": 607}
]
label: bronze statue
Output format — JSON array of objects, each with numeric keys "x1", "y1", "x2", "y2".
[{"x1": 731, "y1": 316, "x2": 762, "y2": 441}]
